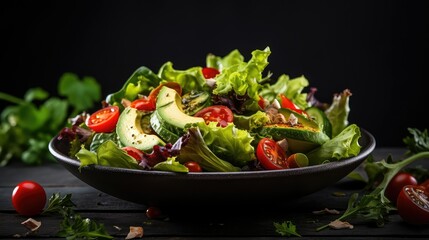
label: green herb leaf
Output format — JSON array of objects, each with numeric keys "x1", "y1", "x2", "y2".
[
  {"x1": 58, "y1": 208, "x2": 113, "y2": 240},
  {"x1": 403, "y1": 128, "x2": 429, "y2": 154},
  {"x1": 274, "y1": 221, "x2": 302, "y2": 237},
  {"x1": 0, "y1": 72, "x2": 101, "y2": 166},
  {"x1": 58, "y1": 72, "x2": 101, "y2": 115},
  {"x1": 42, "y1": 193, "x2": 76, "y2": 216}
]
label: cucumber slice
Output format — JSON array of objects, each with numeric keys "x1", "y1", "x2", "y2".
[{"x1": 305, "y1": 107, "x2": 332, "y2": 138}]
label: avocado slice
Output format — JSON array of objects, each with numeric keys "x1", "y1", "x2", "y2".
[
  {"x1": 277, "y1": 108, "x2": 319, "y2": 129},
  {"x1": 155, "y1": 86, "x2": 204, "y2": 130},
  {"x1": 116, "y1": 107, "x2": 165, "y2": 151},
  {"x1": 259, "y1": 124, "x2": 330, "y2": 153},
  {"x1": 260, "y1": 107, "x2": 330, "y2": 153}
]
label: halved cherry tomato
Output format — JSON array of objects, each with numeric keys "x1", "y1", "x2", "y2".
[
  {"x1": 202, "y1": 67, "x2": 220, "y2": 79},
  {"x1": 184, "y1": 161, "x2": 202, "y2": 172},
  {"x1": 396, "y1": 185, "x2": 429, "y2": 225},
  {"x1": 122, "y1": 146, "x2": 144, "y2": 162},
  {"x1": 12, "y1": 180, "x2": 47, "y2": 216},
  {"x1": 87, "y1": 106, "x2": 120, "y2": 133},
  {"x1": 279, "y1": 94, "x2": 307, "y2": 116},
  {"x1": 256, "y1": 138, "x2": 288, "y2": 170},
  {"x1": 385, "y1": 172, "x2": 418, "y2": 204},
  {"x1": 130, "y1": 96, "x2": 156, "y2": 111},
  {"x1": 194, "y1": 105, "x2": 233, "y2": 127}
]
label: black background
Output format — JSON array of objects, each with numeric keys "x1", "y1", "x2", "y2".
[{"x1": 1, "y1": 0, "x2": 428, "y2": 147}]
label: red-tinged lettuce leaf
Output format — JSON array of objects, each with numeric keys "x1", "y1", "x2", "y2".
[
  {"x1": 325, "y1": 89, "x2": 352, "y2": 137},
  {"x1": 174, "y1": 127, "x2": 240, "y2": 172}
]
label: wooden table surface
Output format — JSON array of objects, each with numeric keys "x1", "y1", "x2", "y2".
[{"x1": 1, "y1": 147, "x2": 428, "y2": 239}]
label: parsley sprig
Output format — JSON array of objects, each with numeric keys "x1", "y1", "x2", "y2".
[
  {"x1": 274, "y1": 221, "x2": 301, "y2": 237},
  {"x1": 43, "y1": 193, "x2": 113, "y2": 239}
]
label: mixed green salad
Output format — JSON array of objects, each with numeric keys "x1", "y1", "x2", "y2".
[{"x1": 56, "y1": 47, "x2": 362, "y2": 173}]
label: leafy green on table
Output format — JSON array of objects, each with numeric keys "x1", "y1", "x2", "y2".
[
  {"x1": 42, "y1": 193, "x2": 76, "y2": 215},
  {"x1": 316, "y1": 128, "x2": 429, "y2": 231},
  {"x1": 0, "y1": 72, "x2": 101, "y2": 166},
  {"x1": 43, "y1": 192, "x2": 113, "y2": 239},
  {"x1": 58, "y1": 208, "x2": 113, "y2": 240},
  {"x1": 274, "y1": 220, "x2": 302, "y2": 237}
]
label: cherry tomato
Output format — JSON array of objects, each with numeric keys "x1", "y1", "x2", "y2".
[
  {"x1": 184, "y1": 161, "x2": 202, "y2": 172},
  {"x1": 202, "y1": 67, "x2": 220, "y2": 79},
  {"x1": 256, "y1": 138, "x2": 288, "y2": 170},
  {"x1": 194, "y1": 105, "x2": 233, "y2": 127},
  {"x1": 87, "y1": 106, "x2": 120, "y2": 133},
  {"x1": 146, "y1": 206, "x2": 162, "y2": 219},
  {"x1": 396, "y1": 185, "x2": 429, "y2": 225},
  {"x1": 122, "y1": 146, "x2": 144, "y2": 162},
  {"x1": 385, "y1": 172, "x2": 418, "y2": 204},
  {"x1": 12, "y1": 180, "x2": 47, "y2": 216},
  {"x1": 130, "y1": 96, "x2": 156, "y2": 111}
]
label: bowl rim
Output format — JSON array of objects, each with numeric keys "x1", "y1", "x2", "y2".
[{"x1": 48, "y1": 127, "x2": 376, "y2": 179}]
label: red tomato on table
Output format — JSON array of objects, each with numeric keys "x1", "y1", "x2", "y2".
[
  {"x1": 12, "y1": 180, "x2": 47, "y2": 216},
  {"x1": 385, "y1": 172, "x2": 418, "y2": 204},
  {"x1": 87, "y1": 106, "x2": 120, "y2": 133},
  {"x1": 194, "y1": 105, "x2": 233, "y2": 127}
]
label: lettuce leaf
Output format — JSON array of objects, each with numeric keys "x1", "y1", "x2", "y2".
[
  {"x1": 157, "y1": 62, "x2": 209, "y2": 93},
  {"x1": 233, "y1": 111, "x2": 269, "y2": 131},
  {"x1": 76, "y1": 140, "x2": 140, "y2": 170},
  {"x1": 259, "y1": 74, "x2": 309, "y2": 110},
  {"x1": 197, "y1": 122, "x2": 255, "y2": 167},
  {"x1": 153, "y1": 157, "x2": 189, "y2": 173},
  {"x1": 325, "y1": 89, "x2": 352, "y2": 137},
  {"x1": 106, "y1": 66, "x2": 161, "y2": 108},
  {"x1": 206, "y1": 49, "x2": 244, "y2": 71},
  {"x1": 175, "y1": 127, "x2": 240, "y2": 172},
  {"x1": 213, "y1": 47, "x2": 271, "y2": 101},
  {"x1": 306, "y1": 124, "x2": 361, "y2": 165}
]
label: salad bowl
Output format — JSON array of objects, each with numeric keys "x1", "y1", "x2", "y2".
[{"x1": 48, "y1": 128, "x2": 375, "y2": 208}]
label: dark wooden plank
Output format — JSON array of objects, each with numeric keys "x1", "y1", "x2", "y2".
[
  {"x1": 0, "y1": 161, "x2": 85, "y2": 187},
  {"x1": 2, "y1": 209, "x2": 429, "y2": 239},
  {"x1": 0, "y1": 186, "x2": 146, "y2": 211}
]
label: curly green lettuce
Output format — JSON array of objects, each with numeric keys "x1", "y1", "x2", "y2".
[{"x1": 212, "y1": 47, "x2": 271, "y2": 102}]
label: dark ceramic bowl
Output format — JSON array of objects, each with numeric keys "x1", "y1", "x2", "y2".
[{"x1": 49, "y1": 128, "x2": 375, "y2": 207}]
